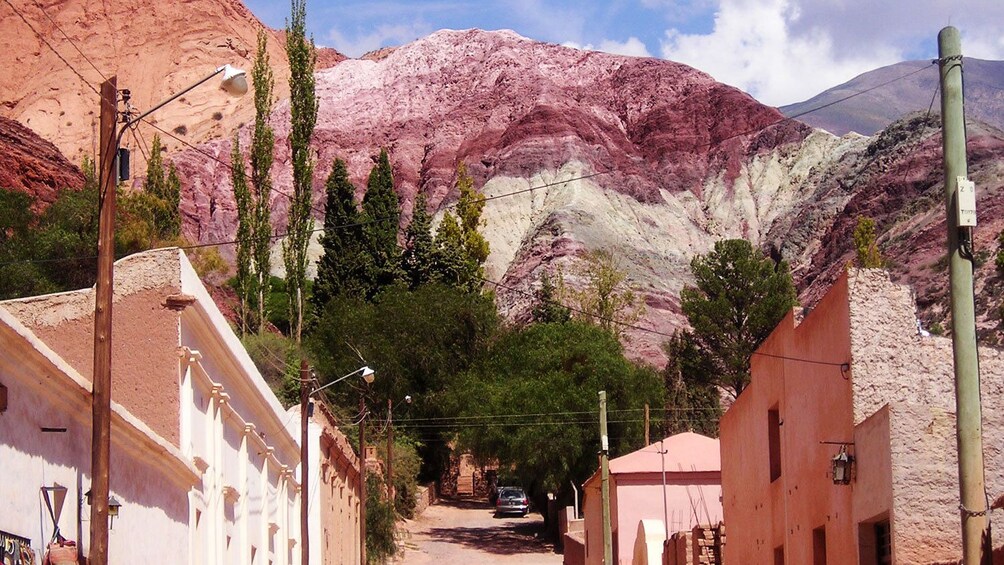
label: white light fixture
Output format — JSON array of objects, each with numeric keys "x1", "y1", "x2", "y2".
[
  {"x1": 218, "y1": 64, "x2": 248, "y2": 97},
  {"x1": 361, "y1": 366, "x2": 375, "y2": 385}
]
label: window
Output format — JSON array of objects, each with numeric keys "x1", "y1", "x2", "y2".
[
  {"x1": 875, "y1": 521, "x2": 891, "y2": 565},
  {"x1": 768, "y1": 407, "x2": 782, "y2": 482},
  {"x1": 813, "y1": 525, "x2": 827, "y2": 565},
  {"x1": 774, "y1": 544, "x2": 784, "y2": 565}
]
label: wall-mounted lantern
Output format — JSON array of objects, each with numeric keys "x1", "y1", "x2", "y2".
[
  {"x1": 84, "y1": 490, "x2": 123, "y2": 528},
  {"x1": 832, "y1": 445, "x2": 854, "y2": 485}
]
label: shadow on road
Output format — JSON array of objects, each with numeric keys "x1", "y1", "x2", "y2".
[{"x1": 424, "y1": 498, "x2": 554, "y2": 556}]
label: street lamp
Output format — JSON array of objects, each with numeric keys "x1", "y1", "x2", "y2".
[
  {"x1": 386, "y1": 394, "x2": 413, "y2": 511},
  {"x1": 300, "y1": 365, "x2": 375, "y2": 565},
  {"x1": 90, "y1": 66, "x2": 245, "y2": 565}
]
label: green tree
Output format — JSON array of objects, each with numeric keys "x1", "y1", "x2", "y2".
[
  {"x1": 141, "y1": 134, "x2": 181, "y2": 239},
  {"x1": 568, "y1": 249, "x2": 644, "y2": 338},
  {"x1": 364, "y1": 471, "x2": 396, "y2": 564},
  {"x1": 309, "y1": 283, "x2": 500, "y2": 480},
  {"x1": 283, "y1": 0, "x2": 318, "y2": 342},
  {"x1": 452, "y1": 161, "x2": 489, "y2": 290},
  {"x1": 401, "y1": 193, "x2": 436, "y2": 289},
  {"x1": 446, "y1": 321, "x2": 663, "y2": 517},
  {"x1": 250, "y1": 28, "x2": 276, "y2": 335},
  {"x1": 662, "y1": 330, "x2": 721, "y2": 437},
  {"x1": 680, "y1": 239, "x2": 798, "y2": 398},
  {"x1": 853, "y1": 216, "x2": 884, "y2": 268},
  {"x1": 361, "y1": 149, "x2": 401, "y2": 296},
  {"x1": 231, "y1": 134, "x2": 255, "y2": 334},
  {"x1": 531, "y1": 270, "x2": 571, "y2": 324},
  {"x1": 432, "y1": 211, "x2": 465, "y2": 286},
  {"x1": 312, "y1": 158, "x2": 366, "y2": 313}
]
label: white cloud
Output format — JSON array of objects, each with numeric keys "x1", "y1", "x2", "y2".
[
  {"x1": 564, "y1": 37, "x2": 652, "y2": 58},
  {"x1": 659, "y1": 0, "x2": 901, "y2": 106},
  {"x1": 326, "y1": 22, "x2": 434, "y2": 58}
]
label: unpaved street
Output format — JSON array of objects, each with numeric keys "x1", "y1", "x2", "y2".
[{"x1": 395, "y1": 498, "x2": 562, "y2": 564}]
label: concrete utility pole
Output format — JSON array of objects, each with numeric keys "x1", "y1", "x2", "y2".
[
  {"x1": 387, "y1": 398, "x2": 394, "y2": 512},
  {"x1": 599, "y1": 391, "x2": 612, "y2": 565},
  {"x1": 644, "y1": 403, "x2": 650, "y2": 446},
  {"x1": 89, "y1": 76, "x2": 117, "y2": 565},
  {"x1": 299, "y1": 360, "x2": 310, "y2": 565},
  {"x1": 938, "y1": 26, "x2": 990, "y2": 564}
]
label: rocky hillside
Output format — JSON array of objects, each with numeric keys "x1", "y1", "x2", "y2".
[
  {"x1": 171, "y1": 29, "x2": 849, "y2": 363},
  {"x1": 0, "y1": 116, "x2": 83, "y2": 209},
  {"x1": 0, "y1": 0, "x2": 343, "y2": 166},
  {"x1": 780, "y1": 58, "x2": 1004, "y2": 136}
]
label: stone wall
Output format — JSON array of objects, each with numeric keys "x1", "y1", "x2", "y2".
[{"x1": 847, "y1": 269, "x2": 1004, "y2": 562}]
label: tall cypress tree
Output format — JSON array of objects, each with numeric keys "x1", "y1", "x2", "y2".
[
  {"x1": 283, "y1": 0, "x2": 317, "y2": 342},
  {"x1": 402, "y1": 193, "x2": 436, "y2": 289},
  {"x1": 312, "y1": 158, "x2": 365, "y2": 313},
  {"x1": 361, "y1": 148, "x2": 401, "y2": 297},
  {"x1": 251, "y1": 28, "x2": 275, "y2": 334}
]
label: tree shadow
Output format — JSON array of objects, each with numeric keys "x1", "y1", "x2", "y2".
[{"x1": 424, "y1": 498, "x2": 554, "y2": 556}]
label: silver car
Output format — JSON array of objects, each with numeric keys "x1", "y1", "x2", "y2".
[{"x1": 494, "y1": 487, "x2": 529, "y2": 517}]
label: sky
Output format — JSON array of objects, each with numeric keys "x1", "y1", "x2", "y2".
[{"x1": 244, "y1": 0, "x2": 1004, "y2": 107}]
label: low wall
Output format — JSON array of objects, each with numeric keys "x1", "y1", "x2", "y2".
[
  {"x1": 414, "y1": 483, "x2": 438, "y2": 516},
  {"x1": 564, "y1": 531, "x2": 586, "y2": 565}
]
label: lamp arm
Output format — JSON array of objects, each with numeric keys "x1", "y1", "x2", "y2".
[
  {"x1": 310, "y1": 366, "x2": 366, "y2": 396},
  {"x1": 122, "y1": 66, "x2": 226, "y2": 130}
]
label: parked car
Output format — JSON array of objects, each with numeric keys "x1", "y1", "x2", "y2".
[{"x1": 494, "y1": 487, "x2": 529, "y2": 517}]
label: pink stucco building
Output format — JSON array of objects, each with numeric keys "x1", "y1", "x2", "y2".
[
  {"x1": 0, "y1": 248, "x2": 358, "y2": 563},
  {"x1": 721, "y1": 269, "x2": 1004, "y2": 564},
  {"x1": 572, "y1": 432, "x2": 722, "y2": 565}
]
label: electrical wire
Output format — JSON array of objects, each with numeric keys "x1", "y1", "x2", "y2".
[
  {"x1": 29, "y1": 0, "x2": 108, "y2": 82},
  {"x1": 1, "y1": 0, "x2": 100, "y2": 96}
]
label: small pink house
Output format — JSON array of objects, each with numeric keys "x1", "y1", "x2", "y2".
[
  {"x1": 574, "y1": 432, "x2": 722, "y2": 565},
  {"x1": 721, "y1": 269, "x2": 1004, "y2": 564}
]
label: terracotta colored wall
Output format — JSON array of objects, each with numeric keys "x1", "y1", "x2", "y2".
[
  {"x1": 724, "y1": 269, "x2": 1004, "y2": 564},
  {"x1": 722, "y1": 273, "x2": 857, "y2": 564}
]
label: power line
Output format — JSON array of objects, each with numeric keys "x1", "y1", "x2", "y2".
[
  {"x1": 29, "y1": 0, "x2": 108, "y2": 82},
  {"x1": 1, "y1": 0, "x2": 99, "y2": 96}
]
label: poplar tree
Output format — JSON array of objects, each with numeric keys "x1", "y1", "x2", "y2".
[
  {"x1": 231, "y1": 134, "x2": 254, "y2": 334},
  {"x1": 432, "y1": 162, "x2": 490, "y2": 293},
  {"x1": 250, "y1": 28, "x2": 275, "y2": 334},
  {"x1": 283, "y1": 0, "x2": 317, "y2": 342},
  {"x1": 361, "y1": 149, "x2": 401, "y2": 297},
  {"x1": 143, "y1": 134, "x2": 181, "y2": 239},
  {"x1": 312, "y1": 158, "x2": 365, "y2": 313}
]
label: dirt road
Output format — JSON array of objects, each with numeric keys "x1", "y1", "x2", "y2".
[{"x1": 395, "y1": 498, "x2": 562, "y2": 564}]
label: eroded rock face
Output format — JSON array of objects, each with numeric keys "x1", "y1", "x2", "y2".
[
  {"x1": 0, "y1": 0, "x2": 344, "y2": 165},
  {"x1": 0, "y1": 116, "x2": 83, "y2": 209}
]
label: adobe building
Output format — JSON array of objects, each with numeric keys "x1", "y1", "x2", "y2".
[
  {"x1": 571, "y1": 432, "x2": 722, "y2": 565},
  {"x1": 287, "y1": 401, "x2": 363, "y2": 565},
  {"x1": 720, "y1": 268, "x2": 1004, "y2": 564},
  {"x1": 1, "y1": 249, "x2": 304, "y2": 563}
]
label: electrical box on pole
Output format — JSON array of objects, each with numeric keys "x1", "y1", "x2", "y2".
[{"x1": 956, "y1": 177, "x2": 977, "y2": 227}]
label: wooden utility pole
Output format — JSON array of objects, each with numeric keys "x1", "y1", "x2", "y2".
[
  {"x1": 89, "y1": 76, "x2": 117, "y2": 565},
  {"x1": 938, "y1": 26, "x2": 990, "y2": 564},
  {"x1": 599, "y1": 391, "x2": 612, "y2": 565},
  {"x1": 299, "y1": 359, "x2": 310, "y2": 565},
  {"x1": 359, "y1": 395, "x2": 367, "y2": 565}
]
